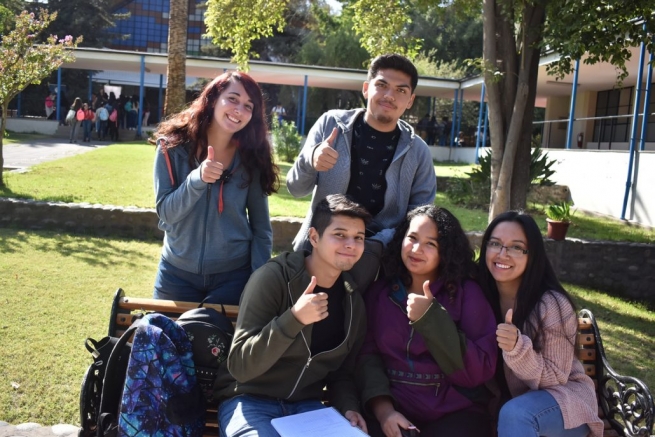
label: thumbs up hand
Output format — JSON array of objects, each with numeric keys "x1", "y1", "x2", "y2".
[
  {"x1": 312, "y1": 127, "x2": 339, "y2": 171},
  {"x1": 291, "y1": 276, "x2": 329, "y2": 325},
  {"x1": 406, "y1": 280, "x2": 434, "y2": 322},
  {"x1": 200, "y1": 145, "x2": 224, "y2": 183},
  {"x1": 497, "y1": 308, "x2": 519, "y2": 351}
]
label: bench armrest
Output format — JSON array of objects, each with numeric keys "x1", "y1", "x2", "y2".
[{"x1": 579, "y1": 309, "x2": 655, "y2": 437}]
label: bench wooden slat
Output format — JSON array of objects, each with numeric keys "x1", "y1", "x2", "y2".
[{"x1": 104, "y1": 289, "x2": 653, "y2": 437}]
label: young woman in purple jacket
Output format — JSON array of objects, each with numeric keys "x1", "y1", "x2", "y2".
[{"x1": 356, "y1": 205, "x2": 498, "y2": 437}]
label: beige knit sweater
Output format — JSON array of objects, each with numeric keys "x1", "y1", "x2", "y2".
[{"x1": 503, "y1": 291, "x2": 604, "y2": 437}]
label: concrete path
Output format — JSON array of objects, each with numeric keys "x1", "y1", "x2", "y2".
[
  {"x1": 0, "y1": 422, "x2": 79, "y2": 437},
  {"x1": 2, "y1": 137, "x2": 109, "y2": 171}
]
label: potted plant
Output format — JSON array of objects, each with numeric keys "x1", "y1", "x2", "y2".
[{"x1": 545, "y1": 201, "x2": 574, "y2": 240}]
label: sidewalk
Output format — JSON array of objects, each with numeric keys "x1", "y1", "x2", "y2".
[
  {"x1": 0, "y1": 422, "x2": 79, "y2": 437},
  {"x1": 2, "y1": 137, "x2": 109, "y2": 172}
]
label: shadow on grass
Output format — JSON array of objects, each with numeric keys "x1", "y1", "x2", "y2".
[{"x1": 0, "y1": 227, "x2": 157, "y2": 269}]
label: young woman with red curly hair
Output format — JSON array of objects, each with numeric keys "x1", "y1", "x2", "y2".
[{"x1": 152, "y1": 71, "x2": 279, "y2": 305}]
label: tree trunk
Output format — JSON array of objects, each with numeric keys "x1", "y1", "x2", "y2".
[
  {"x1": 0, "y1": 101, "x2": 7, "y2": 188},
  {"x1": 164, "y1": 0, "x2": 189, "y2": 117},
  {"x1": 485, "y1": 0, "x2": 546, "y2": 221}
]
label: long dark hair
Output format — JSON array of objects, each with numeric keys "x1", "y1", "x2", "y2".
[
  {"x1": 152, "y1": 71, "x2": 279, "y2": 195},
  {"x1": 478, "y1": 211, "x2": 576, "y2": 352},
  {"x1": 382, "y1": 205, "x2": 476, "y2": 300}
]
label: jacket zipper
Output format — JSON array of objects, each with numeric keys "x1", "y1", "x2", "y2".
[
  {"x1": 286, "y1": 288, "x2": 354, "y2": 399},
  {"x1": 388, "y1": 294, "x2": 416, "y2": 373}
]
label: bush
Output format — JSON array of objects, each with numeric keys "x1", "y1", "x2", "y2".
[
  {"x1": 445, "y1": 145, "x2": 557, "y2": 209},
  {"x1": 271, "y1": 117, "x2": 303, "y2": 162}
]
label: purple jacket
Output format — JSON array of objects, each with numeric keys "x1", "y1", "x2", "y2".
[{"x1": 356, "y1": 277, "x2": 498, "y2": 422}]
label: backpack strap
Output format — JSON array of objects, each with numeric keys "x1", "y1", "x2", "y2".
[{"x1": 157, "y1": 137, "x2": 176, "y2": 187}]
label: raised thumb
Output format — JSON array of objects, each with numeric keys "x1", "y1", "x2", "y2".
[
  {"x1": 304, "y1": 276, "x2": 317, "y2": 294},
  {"x1": 207, "y1": 145, "x2": 215, "y2": 161},
  {"x1": 326, "y1": 127, "x2": 338, "y2": 146},
  {"x1": 505, "y1": 308, "x2": 513, "y2": 325},
  {"x1": 422, "y1": 280, "x2": 433, "y2": 300}
]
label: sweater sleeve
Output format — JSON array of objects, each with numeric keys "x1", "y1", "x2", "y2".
[
  {"x1": 408, "y1": 140, "x2": 437, "y2": 211},
  {"x1": 355, "y1": 283, "x2": 396, "y2": 410},
  {"x1": 411, "y1": 280, "x2": 497, "y2": 386},
  {"x1": 226, "y1": 264, "x2": 307, "y2": 382},
  {"x1": 153, "y1": 145, "x2": 207, "y2": 225},
  {"x1": 503, "y1": 292, "x2": 577, "y2": 391},
  {"x1": 286, "y1": 114, "x2": 328, "y2": 197}
]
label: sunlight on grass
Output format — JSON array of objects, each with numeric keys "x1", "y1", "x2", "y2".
[{"x1": 1, "y1": 145, "x2": 654, "y2": 243}]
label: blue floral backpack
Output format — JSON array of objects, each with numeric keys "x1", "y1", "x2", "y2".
[{"x1": 116, "y1": 313, "x2": 206, "y2": 437}]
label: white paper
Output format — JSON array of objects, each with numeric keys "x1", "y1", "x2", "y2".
[{"x1": 270, "y1": 407, "x2": 368, "y2": 437}]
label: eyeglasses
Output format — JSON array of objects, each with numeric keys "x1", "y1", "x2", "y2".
[{"x1": 486, "y1": 240, "x2": 529, "y2": 257}]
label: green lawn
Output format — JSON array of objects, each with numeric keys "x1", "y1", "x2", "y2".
[
  {"x1": 1, "y1": 227, "x2": 653, "y2": 426},
  {"x1": 2, "y1": 140, "x2": 654, "y2": 243}
]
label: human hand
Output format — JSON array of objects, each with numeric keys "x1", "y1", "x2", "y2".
[
  {"x1": 312, "y1": 127, "x2": 339, "y2": 171},
  {"x1": 406, "y1": 280, "x2": 434, "y2": 322},
  {"x1": 379, "y1": 410, "x2": 415, "y2": 437},
  {"x1": 290, "y1": 276, "x2": 328, "y2": 325},
  {"x1": 200, "y1": 145, "x2": 224, "y2": 183},
  {"x1": 344, "y1": 410, "x2": 368, "y2": 434},
  {"x1": 497, "y1": 309, "x2": 519, "y2": 351}
]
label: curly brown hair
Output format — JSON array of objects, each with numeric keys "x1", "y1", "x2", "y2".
[
  {"x1": 152, "y1": 71, "x2": 279, "y2": 195},
  {"x1": 381, "y1": 205, "x2": 476, "y2": 300}
]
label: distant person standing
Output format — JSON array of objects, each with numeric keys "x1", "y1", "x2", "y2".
[
  {"x1": 416, "y1": 113, "x2": 430, "y2": 141},
  {"x1": 68, "y1": 97, "x2": 83, "y2": 143},
  {"x1": 271, "y1": 102, "x2": 286, "y2": 124},
  {"x1": 440, "y1": 116, "x2": 452, "y2": 146},
  {"x1": 45, "y1": 92, "x2": 56, "y2": 119}
]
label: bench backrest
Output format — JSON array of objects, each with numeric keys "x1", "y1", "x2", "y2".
[{"x1": 106, "y1": 289, "x2": 653, "y2": 437}]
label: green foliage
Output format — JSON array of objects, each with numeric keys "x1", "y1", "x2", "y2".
[
  {"x1": 546, "y1": 201, "x2": 575, "y2": 223},
  {"x1": 445, "y1": 146, "x2": 557, "y2": 208},
  {"x1": 204, "y1": 0, "x2": 287, "y2": 71},
  {"x1": 271, "y1": 117, "x2": 303, "y2": 162},
  {"x1": 349, "y1": 0, "x2": 421, "y2": 58},
  {"x1": 530, "y1": 144, "x2": 556, "y2": 186}
]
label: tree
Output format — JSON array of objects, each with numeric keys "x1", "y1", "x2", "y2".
[
  {"x1": 164, "y1": 0, "x2": 188, "y2": 117},
  {"x1": 204, "y1": 0, "x2": 287, "y2": 71},
  {"x1": 0, "y1": 9, "x2": 81, "y2": 188},
  {"x1": 349, "y1": 0, "x2": 654, "y2": 221}
]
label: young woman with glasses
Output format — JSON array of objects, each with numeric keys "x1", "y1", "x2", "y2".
[{"x1": 478, "y1": 211, "x2": 603, "y2": 437}]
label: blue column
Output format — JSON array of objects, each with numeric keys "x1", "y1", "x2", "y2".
[
  {"x1": 17, "y1": 92, "x2": 22, "y2": 117},
  {"x1": 456, "y1": 89, "x2": 464, "y2": 144},
  {"x1": 638, "y1": 53, "x2": 653, "y2": 151},
  {"x1": 565, "y1": 60, "x2": 580, "y2": 149},
  {"x1": 158, "y1": 74, "x2": 164, "y2": 124},
  {"x1": 482, "y1": 103, "x2": 489, "y2": 148},
  {"x1": 301, "y1": 75, "x2": 308, "y2": 135},
  {"x1": 296, "y1": 89, "x2": 301, "y2": 131},
  {"x1": 621, "y1": 31, "x2": 647, "y2": 220},
  {"x1": 56, "y1": 68, "x2": 62, "y2": 123},
  {"x1": 450, "y1": 89, "x2": 458, "y2": 147},
  {"x1": 474, "y1": 83, "x2": 486, "y2": 161},
  {"x1": 137, "y1": 55, "x2": 145, "y2": 138},
  {"x1": 88, "y1": 71, "x2": 93, "y2": 103}
]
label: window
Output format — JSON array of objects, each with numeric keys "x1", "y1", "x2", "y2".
[{"x1": 593, "y1": 87, "x2": 633, "y2": 144}]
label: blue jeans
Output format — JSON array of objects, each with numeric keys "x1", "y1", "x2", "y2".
[
  {"x1": 218, "y1": 395, "x2": 326, "y2": 437},
  {"x1": 153, "y1": 257, "x2": 250, "y2": 305},
  {"x1": 498, "y1": 390, "x2": 590, "y2": 437},
  {"x1": 82, "y1": 120, "x2": 92, "y2": 140}
]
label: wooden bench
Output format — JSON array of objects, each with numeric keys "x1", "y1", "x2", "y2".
[{"x1": 106, "y1": 289, "x2": 655, "y2": 437}]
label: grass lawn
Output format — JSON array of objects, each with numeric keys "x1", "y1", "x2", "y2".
[
  {"x1": 1, "y1": 227, "x2": 654, "y2": 426},
  {"x1": 2, "y1": 140, "x2": 654, "y2": 243}
]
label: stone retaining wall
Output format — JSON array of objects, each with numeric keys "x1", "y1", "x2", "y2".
[{"x1": 1, "y1": 197, "x2": 653, "y2": 304}]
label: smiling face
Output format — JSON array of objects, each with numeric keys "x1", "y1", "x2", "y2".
[
  {"x1": 211, "y1": 80, "x2": 254, "y2": 135},
  {"x1": 485, "y1": 221, "x2": 529, "y2": 295},
  {"x1": 309, "y1": 215, "x2": 366, "y2": 274},
  {"x1": 401, "y1": 214, "x2": 440, "y2": 285},
  {"x1": 362, "y1": 68, "x2": 415, "y2": 132}
]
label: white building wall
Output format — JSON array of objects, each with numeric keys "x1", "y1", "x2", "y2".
[{"x1": 432, "y1": 146, "x2": 655, "y2": 228}]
